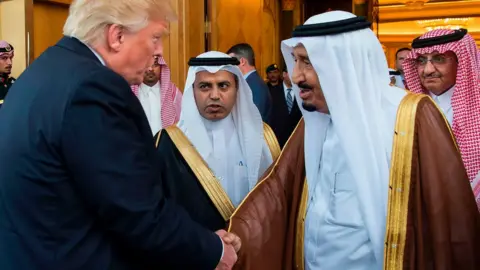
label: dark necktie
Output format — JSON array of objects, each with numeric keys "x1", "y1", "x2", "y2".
[{"x1": 286, "y1": 88, "x2": 293, "y2": 113}]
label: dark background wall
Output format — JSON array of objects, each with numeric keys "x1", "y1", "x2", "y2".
[{"x1": 304, "y1": 0, "x2": 353, "y2": 20}]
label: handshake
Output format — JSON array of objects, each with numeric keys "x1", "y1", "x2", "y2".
[{"x1": 215, "y1": 230, "x2": 242, "y2": 270}]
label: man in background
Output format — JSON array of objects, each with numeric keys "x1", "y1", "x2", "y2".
[
  {"x1": 265, "y1": 63, "x2": 281, "y2": 89},
  {"x1": 131, "y1": 55, "x2": 182, "y2": 135},
  {"x1": 227, "y1": 43, "x2": 272, "y2": 122},
  {"x1": 0, "y1": 41, "x2": 15, "y2": 107},
  {"x1": 269, "y1": 67, "x2": 302, "y2": 148},
  {"x1": 154, "y1": 51, "x2": 279, "y2": 232},
  {"x1": 403, "y1": 28, "x2": 480, "y2": 210},
  {"x1": 389, "y1": 47, "x2": 410, "y2": 88}
]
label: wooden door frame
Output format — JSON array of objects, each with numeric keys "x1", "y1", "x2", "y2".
[
  {"x1": 25, "y1": 0, "x2": 34, "y2": 67},
  {"x1": 25, "y1": 0, "x2": 71, "y2": 67}
]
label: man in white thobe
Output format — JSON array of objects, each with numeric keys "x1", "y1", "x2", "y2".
[
  {"x1": 153, "y1": 51, "x2": 280, "y2": 232},
  {"x1": 131, "y1": 56, "x2": 182, "y2": 135},
  {"x1": 228, "y1": 11, "x2": 480, "y2": 270}
]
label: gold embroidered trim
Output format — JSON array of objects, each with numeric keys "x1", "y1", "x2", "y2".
[
  {"x1": 263, "y1": 123, "x2": 281, "y2": 160},
  {"x1": 154, "y1": 131, "x2": 162, "y2": 147},
  {"x1": 294, "y1": 180, "x2": 308, "y2": 270},
  {"x1": 384, "y1": 93, "x2": 424, "y2": 269},
  {"x1": 165, "y1": 126, "x2": 235, "y2": 221}
]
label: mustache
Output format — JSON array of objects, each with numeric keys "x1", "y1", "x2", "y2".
[
  {"x1": 297, "y1": 82, "x2": 313, "y2": 90},
  {"x1": 423, "y1": 73, "x2": 441, "y2": 79},
  {"x1": 206, "y1": 102, "x2": 225, "y2": 107}
]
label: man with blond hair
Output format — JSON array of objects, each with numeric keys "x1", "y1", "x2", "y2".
[{"x1": 0, "y1": 0, "x2": 239, "y2": 269}]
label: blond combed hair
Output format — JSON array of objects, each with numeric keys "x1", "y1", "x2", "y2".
[{"x1": 63, "y1": 0, "x2": 176, "y2": 45}]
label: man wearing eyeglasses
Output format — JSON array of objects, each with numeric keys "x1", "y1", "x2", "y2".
[{"x1": 403, "y1": 28, "x2": 480, "y2": 211}]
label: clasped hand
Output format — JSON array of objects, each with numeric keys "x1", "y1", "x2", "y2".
[{"x1": 215, "y1": 229, "x2": 241, "y2": 270}]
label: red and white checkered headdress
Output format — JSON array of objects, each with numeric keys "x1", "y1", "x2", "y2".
[
  {"x1": 403, "y1": 29, "x2": 480, "y2": 208},
  {"x1": 131, "y1": 56, "x2": 182, "y2": 128}
]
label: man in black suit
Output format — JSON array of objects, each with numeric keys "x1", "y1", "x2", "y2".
[
  {"x1": 268, "y1": 67, "x2": 302, "y2": 148},
  {"x1": 0, "y1": 40, "x2": 16, "y2": 108},
  {"x1": 0, "y1": 1, "x2": 239, "y2": 269},
  {"x1": 227, "y1": 43, "x2": 272, "y2": 123}
]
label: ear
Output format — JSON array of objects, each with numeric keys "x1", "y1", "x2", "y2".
[
  {"x1": 105, "y1": 24, "x2": 125, "y2": 52},
  {"x1": 239, "y1": 57, "x2": 247, "y2": 66}
]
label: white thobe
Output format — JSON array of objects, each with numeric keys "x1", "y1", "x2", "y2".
[
  {"x1": 138, "y1": 82, "x2": 162, "y2": 135},
  {"x1": 304, "y1": 120, "x2": 375, "y2": 270},
  {"x1": 430, "y1": 86, "x2": 454, "y2": 126},
  {"x1": 203, "y1": 114, "x2": 249, "y2": 207}
]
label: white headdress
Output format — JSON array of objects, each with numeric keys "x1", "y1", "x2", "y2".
[
  {"x1": 178, "y1": 51, "x2": 273, "y2": 191},
  {"x1": 281, "y1": 11, "x2": 406, "y2": 268}
]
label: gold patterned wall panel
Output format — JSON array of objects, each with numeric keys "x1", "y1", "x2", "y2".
[
  {"x1": 209, "y1": 0, "x2": 265, "y2": 73},
  {"x1": 293, "y1": 0, "x2": 304, "y2": 27},
  {"x1": 32, "y1": 1, "x2": 69, "y2": 60},
  {"x1": 163, "y1": 0, "x2": 205, "y2": 90},
  {"x1": 261, "y1": 0, "x2": 281, "y2": 79}
]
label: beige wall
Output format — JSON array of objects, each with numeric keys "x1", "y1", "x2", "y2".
[
  {"x1": 0, "y1": 4, "x2": 2, "y2": 38},
  {"x1": 209, "y1": 0, "x2": 281, "y2": 80},
  {"x1": 0, "y1": 0, "x2": 27, "y2": 78},
  {"x1": 162, "y1": 0, "x2": 206, "y2": 91}
]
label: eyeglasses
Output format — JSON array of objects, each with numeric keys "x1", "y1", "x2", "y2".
[{"x1": 415, "y1": 55, "x2": 455, "y2": 67}]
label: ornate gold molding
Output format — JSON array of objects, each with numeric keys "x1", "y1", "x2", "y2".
[
  {"x1": 379, "y1": 32, "x2": 480, "y2": 43},
  {"x1": 416, "y1": 17, "x2": 472, "y2": 32},
  {"x1": 379, "y1": 1, "x2": 480, "y2": 23}
]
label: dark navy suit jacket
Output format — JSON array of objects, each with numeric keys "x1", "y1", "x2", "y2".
[
  {"x1": 268, "y1": 83, "x2": 302, "y2": 148},
  {"x1": 0, "y1": 36, "x2": 222, "y2": 270},
  {"x1": 245, "y1": 71, "x2": 272, "y2": 123}
]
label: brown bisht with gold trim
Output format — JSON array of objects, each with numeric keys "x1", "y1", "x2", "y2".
[
  {"x1": 228, "y1": 93, "x2": 480, "y2": 270},
  {"x1": 153, "y1": 123, "x2": 280, "y2": 232}
]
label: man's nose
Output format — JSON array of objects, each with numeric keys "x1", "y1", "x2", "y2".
[
  {"x1": 6, "y1": 58, "x2": 12, "y2": 65},
  {"x1": 291, "y1": 64, "x2": 304, "y2": 85},
  {"x1": 210, "y1": 88, "x2": 220, "y2": 100},
  {"x1": 154, "y1": 43, "x2": 164, "y2": 58},
  {"x1": 423, "y1": 61, "x2": 436, "y2": 75}
]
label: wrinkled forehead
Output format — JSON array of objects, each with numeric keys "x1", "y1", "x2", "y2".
[
  {"x1": 291, "y1": 43, "x2": 310, "y2": 59},
  {"x1": 194, "y1": 68, "x2": 238, "y2": 84}
]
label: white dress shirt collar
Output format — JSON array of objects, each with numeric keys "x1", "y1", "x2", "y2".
[
  {"x1": 244, "y1": 70, "x2": 256, "y2": 79},
  {"x1": 80, "y1": 39, "x2": 106, "y2": 66},
  {"x1": 429, "y1": 86, "x2": 454, "y2": 125},
  {"x1": 138, "y1": 82, "x2": 162, "y2": 134},
  {"x1": 429, "y1": 86, "x2": 454, "y2": 108}
]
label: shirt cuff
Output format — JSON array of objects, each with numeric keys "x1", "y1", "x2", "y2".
[{"x1": 218, "y1": 235, "x2": 224, "y2": 265}]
